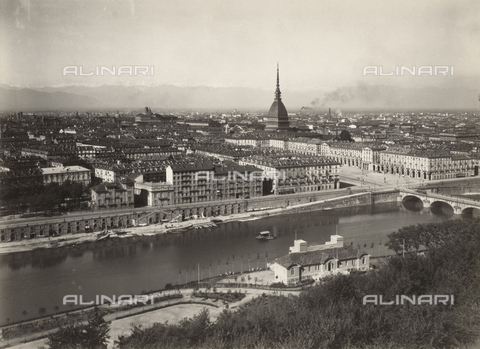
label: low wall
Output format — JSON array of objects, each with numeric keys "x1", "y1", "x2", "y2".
[
  {"x1": 371, "y1": 190, "x2": 399, "y2": 205},
  {"x1": 420, "y1": 177, "x2": 480, "y2": 196},
  {"x1": 246, "y1": 188, "x2": 359, "y2": 210},
  {"x1": 252, "y1": 190, "x2": 398, "y2": 216},
  {"x1": 282, "y1": 193, "x2": 371, "y2": 214}
]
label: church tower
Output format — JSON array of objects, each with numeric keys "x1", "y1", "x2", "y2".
[{"x1": 265, "y1": 63, "x2": 290, "y2": 131}]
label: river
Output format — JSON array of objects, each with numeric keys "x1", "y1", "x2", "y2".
[{"x1": 0, "y1": 200, "x2": 468, "y2": 326}]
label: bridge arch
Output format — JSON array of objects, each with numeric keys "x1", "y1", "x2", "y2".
[
  {"x1": 401, "y1": 195, "x2": 424, "y2": 211},
  {"x1": 402, "y1": 194, "x2": 421, "y2": 201},
  {"x1": 461, "y1": 207, "x2": 480, "y2": 216},
  {"x1": 400, "y1": 189, "x2": 480, "y2": 215},
  {"x1": 429, "y1": 201, "x2": 454, "y2": 215}
]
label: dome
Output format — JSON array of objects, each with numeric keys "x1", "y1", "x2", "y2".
[
  {"x1": 268, "y1": 100, "x2": 289, "y2": 119},
  {"x1": 265, "y1": 64, "x2": 290, "y2": 131}
]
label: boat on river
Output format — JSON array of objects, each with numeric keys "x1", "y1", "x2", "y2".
[
  {"x1": 256, "y1": 231, "x2": 276, "y2": 240},
  {"x1": 97, "y1": 233, "x2": 111, "y2": 241}
]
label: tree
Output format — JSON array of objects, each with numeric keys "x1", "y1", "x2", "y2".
[
  {"x1": 181, "y1": 308, "x2": 211, "y2": 345},
  {"x1": 337, "y1": 130, "x2": 354, "y2": 142},
  {"x1": 28, "y1": 195, "x2": 39, "y2": 214},
  {"x1": 46, "y1": 308, "x2": 109, "y2": 349}
]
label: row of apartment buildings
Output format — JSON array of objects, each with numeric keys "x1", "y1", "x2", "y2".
[
  {"x1": 239, "y1": 155, "x2": 340, "y2": 195},
  {"x1": 22, "y1": 144, "x2": 181, "y2": 161},
  {"x1": 91, "y1": 155, "x2": 341, "y2": 210},
  {"x1": 0, "y1": 165, "x2": 91, "y2": 186},
  {"x1": 91, "y1": 161, "x2": 265, "y2": 210},
  {"x1": 225, "y1": 137, "x2": 477, "y2": 180}
]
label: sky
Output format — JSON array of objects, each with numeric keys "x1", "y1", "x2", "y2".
[{"x1": 1, "y1": 0, "x2": 479, "y2": 91}]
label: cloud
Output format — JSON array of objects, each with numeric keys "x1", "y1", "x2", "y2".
[{"x1": 311, "y1": 84, "x2": 382, "y2": 108}]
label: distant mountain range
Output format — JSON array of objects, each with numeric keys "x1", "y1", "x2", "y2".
[{"x1": 0, "y1": 84, "x2": 478, "y2": 112}]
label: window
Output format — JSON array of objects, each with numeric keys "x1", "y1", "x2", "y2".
[
  {"x1": 362, "y1": 257, "x2": 366, "y2": 264},
  {"x1": 290, "y1": 268, "x2": 295, "y2": 276}
]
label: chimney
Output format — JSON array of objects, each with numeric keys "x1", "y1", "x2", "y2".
[{"x1": 289, "y1": 239, "x2": 307, "y2": 254}]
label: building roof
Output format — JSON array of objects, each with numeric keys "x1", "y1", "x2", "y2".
[
  {"x1": 41, "y1": 166, "x2": 91, "y2": 175},
  {"x1": 274, "y1": 246, "x2": 368, "y2": 270},
  {"x1": 91, "y1": 182, "x2": 127, "y2": 193},
  {"x1": 268, "y1": 100, "x2": 289, "y2": 119},
  {"x1": 242, "y1": 155, "x2": 339, "y2": 169},
  {"x1": 169, "y1": 162, "x2": 214, "y2": 172},
  {"x1": 213, "y1": 163, "x2": 262, "y2": 175}
]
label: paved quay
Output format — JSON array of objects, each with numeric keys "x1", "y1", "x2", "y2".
[{"x1": 0, "y1": 217, "x2": 214, "y2": 255}]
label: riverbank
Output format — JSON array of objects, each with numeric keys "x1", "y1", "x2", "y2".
[
  {"x1": 0, "y1": 190, "x2": 396, "y2": 256},
  {"x1": 0, "y1": 219, "x2": 216, "y2": 255}
]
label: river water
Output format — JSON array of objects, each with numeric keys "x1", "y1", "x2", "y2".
[{"x1": 0, "y1": 201, "x2": 467, "y2": 326}]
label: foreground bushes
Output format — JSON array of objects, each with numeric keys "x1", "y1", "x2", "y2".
[{"x1": 44, "y1": 309, "x2": 109, "y2": 349}]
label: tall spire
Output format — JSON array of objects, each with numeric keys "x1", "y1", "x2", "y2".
[{"x1": 275, "y1": 62, "x2": 282, "y2": 101}]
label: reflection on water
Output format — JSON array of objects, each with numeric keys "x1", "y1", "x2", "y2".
[
  {"x1": 0, "y1": 202, "x2": 458, "y2": 325},
  {"x1": 430, "y1": 204, "x2": 454, "y2": 216}
]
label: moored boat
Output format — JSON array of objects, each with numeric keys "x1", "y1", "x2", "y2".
[
  {"x1": 97, "y1": 233, "x2": 110, "y2": 241},
  {"x1": 256, "y1": 231, "x2": 276, "y2": 240}
]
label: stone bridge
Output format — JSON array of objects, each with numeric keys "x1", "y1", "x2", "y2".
[{"x1": 400, "y1": 189, "x2": 480, "y2": 215}]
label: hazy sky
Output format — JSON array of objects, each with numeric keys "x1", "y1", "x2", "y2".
[{"x1": 1, "y1": 0, "x2": 479, "y2": 90}]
